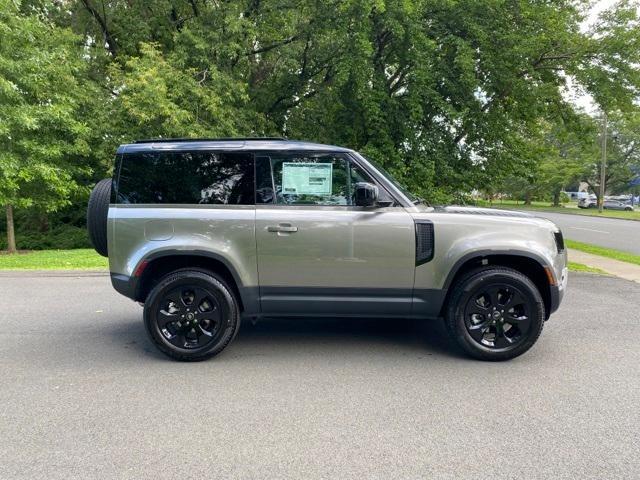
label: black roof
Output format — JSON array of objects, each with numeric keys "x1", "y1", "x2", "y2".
[
  {"x1": 133, "y1": 137, "x2": 286, "y2": 144},
  {"x1": 117, "y1": 138, "x2": 352, "y2": 154}
]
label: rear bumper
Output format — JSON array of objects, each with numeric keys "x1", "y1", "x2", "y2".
[{"x1": 111, "y1": 273, "x2": 137, "y2": 300}]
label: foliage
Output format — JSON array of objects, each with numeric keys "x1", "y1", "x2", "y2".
[
  {"x1": 2, "y1": 0, "x2": 640, "y2": 251},
  {"x1": 56, "y1": 0, "x2": 640, "y2": 199},
  {"x1": 580, "y1": 111, "x2": 640, "y2": 197},
  {"x1": 0, "y1": 224, "x2": 90, "y2": 251},
  {"x1": 0, "y1": 0, "x2": 92, "y2": 212},
  {"x1": 0, "y1": 204, "x2": 91, "y2": 250}
]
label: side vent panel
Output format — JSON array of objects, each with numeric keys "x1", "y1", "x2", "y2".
[
  {"x1": 415, "y1": 220, "x2": 435, "y2": 265},
  {"x1": 554, "y1": 231, "x2": 565, "y2": 253}
]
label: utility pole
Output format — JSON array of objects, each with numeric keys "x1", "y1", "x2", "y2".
[{"x1": 599, "y1": 112, "x2": 607, "y2": 213}]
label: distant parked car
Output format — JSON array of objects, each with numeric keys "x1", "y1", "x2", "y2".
[
  {"x1": 604, "y1": 199, "x2": 634, "y2": 211},
  {"x1": 578, "y1": 198, "x2": 597, "y2": 209},
  {"x1": 578, "y1": 198, "x2": 634, "y2": 211}
]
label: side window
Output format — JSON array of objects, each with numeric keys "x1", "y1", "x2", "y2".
[
  {"x1": 256, "y1": 153, "x2": 352, "y2": 205},
  {"x1": 116, "y1": 151, "x2": 254, "y2": 205},
  {"x1": 255, "y1": 153, "x2": 394, "y2": 206}
]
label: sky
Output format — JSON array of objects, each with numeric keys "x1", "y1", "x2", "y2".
[{"x1": 588, "y1": 0, "x2": 619, "y2": 21}]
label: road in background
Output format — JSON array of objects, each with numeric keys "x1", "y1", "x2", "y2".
[
  {"x1": 519, "y1": 210, "x2": 640, "y2": 255},
  {"x1": 1, "y1": 272, "x2": 639, "y2": 480}
]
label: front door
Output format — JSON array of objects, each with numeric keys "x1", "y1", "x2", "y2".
[{"x1": 254, "y1": 152, "x2": 415, "y2": 316}]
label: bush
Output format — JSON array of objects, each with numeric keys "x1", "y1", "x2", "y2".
[
  {"x1": 0, "y1": 203, "x2": 92, "y2": 251},
  {"x1": 0, "y1": 224, "x2": 91, "y2": 250}
]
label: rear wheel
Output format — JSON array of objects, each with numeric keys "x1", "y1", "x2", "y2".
[
  {"x1": 144, "y1": 269, "x2": 240, "y2": 361},
  {"x1": 445, "y1": 267, "x2": 545, "y2": 361}
]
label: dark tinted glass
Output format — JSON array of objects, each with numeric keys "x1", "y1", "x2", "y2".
[
  {"x1": 255, "y1": 155, "x2": 275, "y2": 204},
  {"x1": 116, "y1": 151, "x2": 254, "y2": 205}
]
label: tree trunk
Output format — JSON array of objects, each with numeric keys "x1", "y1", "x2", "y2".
[
  {"x1": 524, "y1": 191, "x2": 532, "y2": 206},
  {"x1": 6, "y1": 204, "x2": 16, "y2": 253},
  {"x1": 39, "y1": 213, "x2": 49, "y2": 233},
  {"x1": 552, "y1": 190, "x2": 560, "y2": 207}
]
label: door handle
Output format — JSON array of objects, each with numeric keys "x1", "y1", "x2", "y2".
[{"x1": 267, "y1": 224, "x2": 298, "y2": 233}]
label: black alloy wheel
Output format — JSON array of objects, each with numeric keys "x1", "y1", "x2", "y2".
[
  {"x1": 144, "y1": 269, "x2": 240, "y2": 361},
  {"x1": 157, "y1": 286, "x2": 223, "y2": 350},
  {"x1": 445, "y1": 267, "x2": 545, "y2": 361},
  {"x1": 464, "y1": 284, "x2": 533, "y2": 350}
]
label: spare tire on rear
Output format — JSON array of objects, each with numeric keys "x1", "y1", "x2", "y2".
[{"x1": 87, "y1": 178, "x2": 111, "y2": 257}]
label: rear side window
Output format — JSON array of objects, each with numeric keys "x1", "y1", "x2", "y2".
[{"x1": 116, "y1": 151, "x2": 254, "y2": 205}]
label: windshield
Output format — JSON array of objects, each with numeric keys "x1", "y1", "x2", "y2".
[{"x1": 360, "y1": 155, "x2": 418, "y2": 203}]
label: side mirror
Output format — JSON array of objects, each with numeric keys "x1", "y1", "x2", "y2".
[{"x1": 354, "y1": 182, "x2": 379, "y2": 207}]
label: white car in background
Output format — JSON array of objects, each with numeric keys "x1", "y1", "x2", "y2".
[{"x1": 578, "y1": 197, "x2": 634, "y2": 211}]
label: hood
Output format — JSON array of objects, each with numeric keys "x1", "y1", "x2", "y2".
[
  {"x1": 435, "y1": 205, "x2": 534, "y2": 218},
  {"x1": 429, "y1": 205, "x2": 560, "y2": 231}
]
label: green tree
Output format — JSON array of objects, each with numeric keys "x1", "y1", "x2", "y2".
[
  {"x1": 581, "y1": 111, "x2": 640, "y2": 200},
  {"x1": 538, "y1": 116, "x2": 597, "y2": 206},
  {"x1": 0, "y1": 0, "x2": 90, "y2": 252},
  {"x1": 10, "y1": 0, "x2": 640, "y2": 224}
]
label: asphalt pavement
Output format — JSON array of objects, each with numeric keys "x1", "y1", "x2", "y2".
[
  {"x1": 1, "y1": 272, "x2": 639, "y2": 480},
  {"x1": 522, "y1": 210, "x2": 640, "y2": 255}
]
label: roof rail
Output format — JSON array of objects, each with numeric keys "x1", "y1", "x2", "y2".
[{"x1": 133, "y1": 137, "x2": 286, "y2": 144}]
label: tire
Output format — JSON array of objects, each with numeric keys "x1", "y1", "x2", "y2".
[
  {"x1": 87, "y1": 178, "x2": 111, "y2": 257},
  {"x1": 444, "y1": 267, "x2": 545, "y2": 361},
  {"x1": 144, "y1": 269, "x2": 241, "y2": 361}
]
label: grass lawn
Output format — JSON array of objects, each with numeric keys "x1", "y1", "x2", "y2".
[
  {"x1": 477, "y1": 199, "x2": 640, "y2": 221},
  {"x1": 567, "y1": 261, "x2": 608, "y2": 275},
  {"x1": 566, "y1": 240, "x2": 640, "y2": 267},
  {"x1": 0, "y1": 249, "x2": 108, "y2": 270}
]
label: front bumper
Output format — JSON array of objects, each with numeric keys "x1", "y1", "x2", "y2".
[{"x1": 549, "y1": 266, "x2": 568, "y2": 316}]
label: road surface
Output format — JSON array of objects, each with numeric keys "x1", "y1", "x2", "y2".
[
  {"x1": 1, "y1": 271, "x2": 639, "y2": 479},
  {"x1": 520, "y1": 210, "x2": 640, "y2": 255}
]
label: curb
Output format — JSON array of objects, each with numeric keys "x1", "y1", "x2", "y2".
[
  {"x1": 569, "y1": 249, "x2": 640, "y2": 283},
  {"x1": 0, "y1": 270, "x2": 108, "y2": 278}
]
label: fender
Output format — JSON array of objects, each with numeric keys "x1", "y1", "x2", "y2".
[
  {"x1": 442, "y1": 248, "x2": 555, "y2": 291},
  {"x1": 112, "y1": 249, "x2": 260, "y2": 315}
]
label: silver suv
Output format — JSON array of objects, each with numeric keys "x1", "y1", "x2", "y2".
[{"x1": 87, "y1": 138, "x2": 568, "y2": 361}]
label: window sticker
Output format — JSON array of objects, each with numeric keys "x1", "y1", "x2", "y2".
[{"x1": 282, "y1": 162, "x2": 333, "y2": 195}]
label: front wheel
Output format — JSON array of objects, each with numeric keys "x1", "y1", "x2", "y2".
[
  {"x1": 445, "y1": 267, "x2": 545, "y2": 361},
  {"x1": 144, "y1": 269, "x2": 240, "y2": 361}
]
